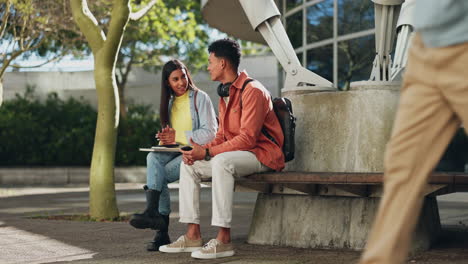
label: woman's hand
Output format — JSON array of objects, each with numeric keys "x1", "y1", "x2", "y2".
[{"x1": 156, "y1": 125, "x2": 176, "y2": 145}]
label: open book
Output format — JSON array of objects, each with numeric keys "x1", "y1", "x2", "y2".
[{"x1": 139, "y1": 144, "x2": 181, "y2": 152}]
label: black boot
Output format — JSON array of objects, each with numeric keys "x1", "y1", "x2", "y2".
[
  {"x1": 147, "y1": 215, "x2": 171, "y2": 251},
  {"x1": 129, "y1": 185, "x2": 166, "y2": 230}
]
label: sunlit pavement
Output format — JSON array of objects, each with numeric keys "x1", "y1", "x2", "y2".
[
  {"x1": 0, "y1": 221, "x2": 95, "y2": 264},
  {"x1": 0, "y1": 184, "x2": 468, "y2": 264}
]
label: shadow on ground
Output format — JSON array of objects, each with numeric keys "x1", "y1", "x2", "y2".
[{"x1": 1, "y1": 187, "x2": 468, "y2": 264}]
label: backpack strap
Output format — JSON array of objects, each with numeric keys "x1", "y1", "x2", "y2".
[
  {"x1": 239, "y1": 78, "x2": 279, "y2": 147},
  {"x1": 239, "y1": 79, "x2": 254, "y2": 109}
]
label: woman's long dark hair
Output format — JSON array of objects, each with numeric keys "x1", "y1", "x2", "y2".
[{"x1": 159, "y1": 59, "x2": 197, "y2": 128}]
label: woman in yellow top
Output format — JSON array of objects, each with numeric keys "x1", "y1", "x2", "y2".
[{"x1": 129, "y1": 59, "x2": 217, "y2": 251}]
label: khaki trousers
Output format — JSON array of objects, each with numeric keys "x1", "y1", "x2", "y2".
[
  {"x1": 178, "y1": 151, "x2": 270, "y2": 228},
  {"x1": 360, "y1": 35, "x2": 468, "y2": 264}
]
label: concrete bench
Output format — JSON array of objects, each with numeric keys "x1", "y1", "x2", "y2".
[{"x1": 202, "y1": 171, "x2": 468, "y2": 252}]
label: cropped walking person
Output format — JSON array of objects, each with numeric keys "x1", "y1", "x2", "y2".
[{"x1": 360, "y1": 1, "x2": 468, "y2": 263}]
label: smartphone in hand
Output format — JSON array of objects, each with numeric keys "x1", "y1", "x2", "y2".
[{"x1": 180, "y1": 146, "x2": 193, "y2": 151}]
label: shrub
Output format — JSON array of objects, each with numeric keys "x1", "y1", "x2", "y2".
[
  {"x1": 0, "y1": 90, "x2": 160, "y2": 166},
  {"x1": 116, "y1": 104, "x2": 161, "y2": 165}
]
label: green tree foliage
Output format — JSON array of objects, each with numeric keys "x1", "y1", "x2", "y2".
[
  {"x1": 115, "y1": 0, "x2": 210, "y2": 118},
  {"x1": 116, "y1": 104, "x2": 160, "y2": 165},
  {"x1": 126, "y1": 0, "x2": 209, "y2": 72},
  {"x1": 0, "y1": 90, "x2": 96, "y2": 166},
  {"x1": 238, "y1": 40, "x2": 270, "y2": 56},
  {"x1": 0, "y1": 0, "x2": 85, "y2": 105},
  {"x1": 0, "y1": 89, "x2": 160, "y2": 166}
]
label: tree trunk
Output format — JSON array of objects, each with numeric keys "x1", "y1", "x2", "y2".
[
  {"x1": 116, "y1": 50, "x2": 134, "y2": 119},
  {"x1": 70, "y1": 0, "x2": 157, "y2": 220},
  {"x1": 70, "y1": 0, "x2": 131, "y2": 220},
  {"x1": 88, "y1": 55, "x2": 120, "y2": 219}
]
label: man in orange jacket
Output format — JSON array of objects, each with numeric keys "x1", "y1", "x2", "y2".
[{"x1": 159, "y1": 38, "x2": 284, "y2": 259}]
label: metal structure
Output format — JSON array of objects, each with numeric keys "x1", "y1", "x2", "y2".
[
  {"x1": 369, "y1": 0, "x2": 403, "y2": 82},
  {"x1": 201, "y1": 0, "x2": 334, "y2": 91},
  {"x1": 390, "y1": 0, "x2": 416, "y2": 81},
  {"x1": 202, "y1": 0, "x2": 415, "y2": 88},
  {"x1": 370, "y1": 0, "x2": 415, "y2": 82}
]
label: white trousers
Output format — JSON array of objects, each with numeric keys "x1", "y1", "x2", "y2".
[{"x1": 179, "y1": 151, "x2": 270, "y2": 228}]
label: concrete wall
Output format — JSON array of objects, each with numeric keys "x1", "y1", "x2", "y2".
[
  {"x1": 248, "y1": 193, "x2": 441, "y2": 251},
  {"x1": 284, "y1": 87, "x2": 400, "y2": 172},
  {"x1": 0, "y1": 167, "x2": 146, "y2": 186},
  {"x1": 3, "y1": 55, "x2": 279, "y2": 112},
  {"x1": 246, "y1": 84, "x2": 446, "y2": 252}
]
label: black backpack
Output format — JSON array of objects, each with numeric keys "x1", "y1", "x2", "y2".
[{"x1": 241, "y1": 79, "x2": 296, "y2": 162}]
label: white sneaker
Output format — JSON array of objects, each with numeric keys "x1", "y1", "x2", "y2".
[
  {"x1": 159, "y1": 235, "x2": 202, "y2": 253},
  {"x1": 191, "y1": 239, "x2": 235, "y2": 259}
]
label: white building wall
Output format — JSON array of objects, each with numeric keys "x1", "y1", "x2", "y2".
[{"x1": 3, "y1": 55, "x2": 279, "y2": 112}]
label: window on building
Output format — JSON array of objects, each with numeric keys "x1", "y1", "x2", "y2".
[
  {"x1": 286, "y1": 10, "x2": 303, "y2": 49},
  {"x1": 282, "y1": 0, "x2": 375, "y2": 90},
  {"x1": 306, "y1": 0, "x2": 333, "y2": 43},
  {"x1": 286, "y1": 0, "x2": 303, "y2": 12},
  {"x1": 307, "y1": 45, "x2": 333, "y2": 82},
  {"x1": 338, "y1": 0, "x2": 374, "y2": 36},
  {"x1": 297, "y1": 52, "x2": 304, "y2": 65},
  {"x1": 338, "y1": 35, "x2": 375, "y2": 89}
]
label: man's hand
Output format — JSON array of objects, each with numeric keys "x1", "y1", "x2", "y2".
[
  {"x1": 181, "y1": 139, "x2": 206, "y2": 165},
  {"x1": 182, "y1": 155, "x2": 194, "y2": 165},
  {"x1": 156, "y1": 125, "x2": 176, "y2": 145}
]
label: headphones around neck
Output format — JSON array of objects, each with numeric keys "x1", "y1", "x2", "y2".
[{"x1": 217, "y1": 82, "x2": 232, "y2": 97}]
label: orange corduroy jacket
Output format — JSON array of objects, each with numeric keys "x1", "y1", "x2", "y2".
[{"x1": 206, "y1": 71, "x2": 285, "y2": 171}]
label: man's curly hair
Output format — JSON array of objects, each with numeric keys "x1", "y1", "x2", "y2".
[{"x1": 208, "y1": 38, "x2": 241, "y2": 70}]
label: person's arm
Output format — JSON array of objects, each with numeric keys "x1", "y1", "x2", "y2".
[
  {"x1": 209, "y1": 84, "x2": 270, "y2": 156},
  {"x1": 186, "y1": 91, "x2": 218, "y2": 145},
  {"x1": 204, "y1": 121, "x2": 224, "y2": 148},
  {"x1": 203, "y1": 97, "x2": 225, "y2": 148}
]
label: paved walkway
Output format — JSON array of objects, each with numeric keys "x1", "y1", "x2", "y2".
[{"x1": 1, "y1": 184, "x2": 468, "y2": 264}]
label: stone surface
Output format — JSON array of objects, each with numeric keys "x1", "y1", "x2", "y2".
[
  {"x1": 0, "y1": 183, "x2": 467, "y2": 263},
  {"x1": 0, "y1": 167, "x2": 147, "y2": 185},
  {"x1": 248, "y1": 194, "x2": 441, "y2": 252},
  {"x1": 349, "y1": 81, "x2": 401, "y2": 91},
  {"x1": 0, "y1": 168, "x2": 69, "y2": 185},
  {"x1": 283, "y1": 89, "x2": 400, "y2": 172},
  {"x1": 248, "y1": 86, "x2": 444, "y2": 252}
]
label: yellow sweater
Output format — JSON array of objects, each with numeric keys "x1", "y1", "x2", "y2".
[{"x1": 170, "y1": 91, "x2": 192, "y2": 145}]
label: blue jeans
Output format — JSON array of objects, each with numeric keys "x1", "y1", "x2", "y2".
[{"x1": 146, "y1": 152, "x2": 182, "y2": 216}]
